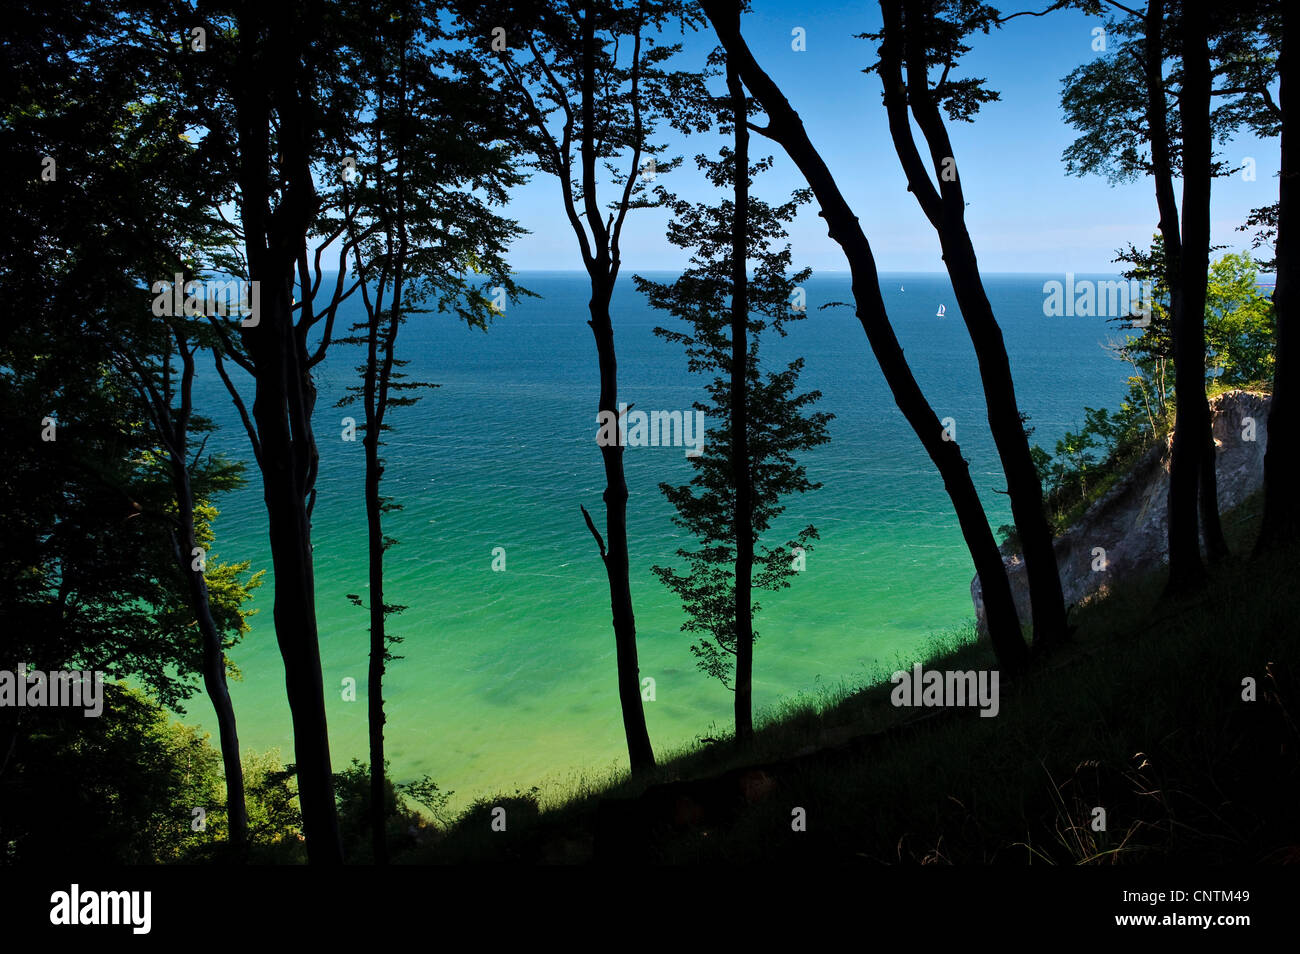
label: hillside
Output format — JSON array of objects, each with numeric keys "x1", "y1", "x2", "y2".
[{"x1": 414, "y1": 489, "x2": 1299, "y2": 864}]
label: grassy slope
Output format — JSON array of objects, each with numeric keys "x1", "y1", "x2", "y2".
[{"x1": 414, "y1": 492, "x2": 1299, "y2": 864}]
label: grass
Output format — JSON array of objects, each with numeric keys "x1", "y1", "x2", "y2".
[{"x1": 402, "y1": 489, "x2": 1299, "y2": 864}]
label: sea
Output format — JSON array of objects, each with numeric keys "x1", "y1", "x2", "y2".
[{"x1": 187, "y1": 271, "x2": 1134, "y2": 808}]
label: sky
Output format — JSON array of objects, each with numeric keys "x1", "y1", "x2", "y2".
[{"x1": 500, "y1": 1, "x2": 1281, "y2": 275}]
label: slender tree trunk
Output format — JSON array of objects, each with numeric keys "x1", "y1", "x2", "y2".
[
  {"x1": 362, "y1": 308, "x2": 391, "y2": 868},
  {"x1": 703, "y1": 0, "x2": 1028, "y2": 671},
  {"x1": 234, "y1": 5, "x2": 342, "y2": 863},
  {"x1": 245, "y1": 306, "x2": 341, "y2": 863},
  {"x1": 363, "y1": 29, "x2": 413, "y2": 866},
  {"x1": 728, "y1": 54, "x2": 756, "y2": 745},
  {"x1": 364, "y1": 402, "x2": 388, "y2": 864},
  {"x1": 362, "y1": 271, "x2": 405, "y2": 867},
  {"x1": 880, "y1": 0, "x2": 1067, "y2": 654},
  {"x1": 1140, "y1": 1, "x2": 1184, "y2": 375},
  {"x1": 1142, "y1": 0, "x2": 1209, "y2": 589},
  {"x1": 362, "y1": 75, "x2": 391, "y2": 872},
  {"x1": 944, "y1": 246, "x2": 1067, "y2": 653},
  {"x1": 151, "y1": 340, "x2": 250, "y2": 849},
  {"x1": 1260, "y1": 0, "x2": 1297, "y2": 551},
  {"x1": 576, "y1": 3, "x2": 654, "y2": 774},
  {"x1": 172, "y1": 457, "x2": 248, "y2": 850},
  {"x1": 588, "y1": 283, "x2": 656, "y2": 772},
  {"x1": 1167, "y1": 0, "x2": 1213, "y2": 593}
]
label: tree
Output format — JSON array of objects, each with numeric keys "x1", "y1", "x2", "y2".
[
  {"x1": 1168, "y1": 0, "x2": 1217, "y2": 588},
  {"x1": 869, "y1": 0, "x2": 1069, "y2": 654},
  {"x1": 469, "y1": 0, "x2": 713, "y2": 774},
  {"x1": 1060, "y1": 0, "x2": 1282, "y2": 585},
  {"x1": 0, "y1": 0, "x2": 260, "y2": 850},
  {"x1": 700, "y1": 0, "x2": 1029, "y2": 672},
  {"x1": 1034, "y1": 243, "x2": 1276, "y2": 531},
  {"x1": 1260, "y1": 0, "x2": 1296, "y2": 550},
  {"x1": 192, "y1": 2, "x2": 374, "y2": 863},
  {"x1": 331, "y1": 0, "x2": 526, "y2": 863},
  {"x1": 1205, "y1": 253, "x2": 1277, "y2": 386},
  {"x1": 0, "y1": 686, "x2": 228, "y2": 864},
  {"x1": 0, "y1": 342, "x2": 255, "y2": 714},
  {"x1": 635, "y1": 44, "x2": 831, "y2": 744},
  {"x1": 116, "y1": 319, "x2": 262, "y2": 853}
]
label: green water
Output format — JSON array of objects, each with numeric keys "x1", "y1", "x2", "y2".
[{"x1": 189, "y1": 272, "x2": 1130, "y2": 807}]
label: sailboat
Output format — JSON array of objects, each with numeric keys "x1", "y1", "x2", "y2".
[{"x1": 936, "y1": 304, "x2": 946, "y2": 318}]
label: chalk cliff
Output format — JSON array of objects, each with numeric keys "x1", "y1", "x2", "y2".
[{"x1": 972, "y1": 390, "x2": 1271, "y2": 636}]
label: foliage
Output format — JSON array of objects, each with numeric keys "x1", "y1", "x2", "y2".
[
  {"x1": 1031, "y1": 243, "x2": 1274, "y2": 530},
  {"x1": 330, "y1": 758, "x2": 455, "y2": 861},
  {"x1": 240, "y1": 750, "x2": 306, "y2": 856},
  {"x1": 0, "y1": 0, "x2": 260, "y2": 708},
  {"x1": 461, "y1": 0, "x2": 715, "y2": 226},
  {"x1": 397, "y1": 774, "x2": 458, "y2": 829},
  {"x1": 635, "y1": 125, "x2": 832, "y2": 688},
  {"x1": 0, "y1": 685, "x2": 224, "y2": 863},
  {"x1": 859, "y1": 0, "x2": 1006, "y2": 123},
  {"x1": 1204, "y1": 253, "x2": 1276, "y2": 387},
  {"x1": 1237, "y1": 202, "x2": 1278, "y2": 274},
  {"x1": 331, "y1": 0, "x2": 532, "y2": 658},
  {"x1": 0, "y1": 359, "x2": 259, "y2": 710},
  {"x1": 1059, "y1": 1, "x2": 1280, "y2": 185}
]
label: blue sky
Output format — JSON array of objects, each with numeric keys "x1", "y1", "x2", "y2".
[{"x1": 502, "y1": 1, "x2": 1280, "y2": 275}]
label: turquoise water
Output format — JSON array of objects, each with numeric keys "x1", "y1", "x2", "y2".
[{"x1": 189, "y1": 272, "x2": 1131, "y2": 807}]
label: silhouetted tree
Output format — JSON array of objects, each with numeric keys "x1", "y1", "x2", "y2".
[
  {"x1": 0, "y1": 0, "x2": 260, "y2": 849},
  {"x1": 116, "y1": 319, "x2": 260, "y2": 851},
  {"x1": 1260, "y1": 1, "x2": 1296, "y2": 550},
  {"x1": 331, "y1": 0, "x2": 526, "y2": 863},
  {"x1": 700, "y1": 0, "x2": 1029, "y2": 672},
  {"x1": 635, "y1": 43, "x2": 830, "y2": 744},
  {"x1": 1061, "y1": 0, "x2": 1281, "y2": 585},
  {"x1": 869, "y1": 0, "x2": 1068, "y2": 653},
  {"x1": 466, "y1": 0, "x2": 713, "y2": 773},
  {"x1": 195, "y1": 2, "x2": 372, "y2": 863}
]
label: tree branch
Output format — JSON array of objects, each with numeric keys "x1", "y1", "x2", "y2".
[
  {"x1": 210, "y1": 341, "x2": 262, "y2": 467},
  {"x1": 611, "y1": 0, "x2": 647, "y2": 272},
  {"x1": 996, "y1": 1, "x2": 1072, "y2": 24},
  {"x1": 580, "y1": 504, "x2": 607, "y2": 562}
]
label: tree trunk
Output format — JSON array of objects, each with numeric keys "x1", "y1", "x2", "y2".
[
  {"x1": 728, "y1": 54, "x2": 756, "y2": 745},
  {"x1": 944, "y1": 248, "x2": 1067, "y2": 654},
  {"x1": 234, "y1": 4, "x2": 342, "y2": 862},
  {"x1": 1260, "y1": 0, "x2": 1297, "y2": 551},
  {"x1": 703, "y1": 0, "x2": 1028, "y2": 671},
  {"x1": 588, "y1": 283, "x2": 657, "y2": 774},
  {"x1": 246, "y1": 319, "x2": 342, "y2": 863},
  {"x1": 365, "y1": 421, "x2": 388, "y2": 864},
  {"x1": 880, "y1": 0, "x2": 1067, "y2": 655},
  {"x1": 363, "y1": 29, "x2": 414, "y2": 867},
  {"x1": 577, "y1": 3, "x2": 655, "y2": 775},
  {"x1": 1167, "y1": 0, "x2": 1213, "y2": 593},
  {"x1": 172, "y1": 458, "x2": 248, "y2": 850}
]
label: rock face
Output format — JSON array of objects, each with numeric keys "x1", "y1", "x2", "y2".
[{"x1": 972, "y1": 390, "x2": 1270, "y2": 637}]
